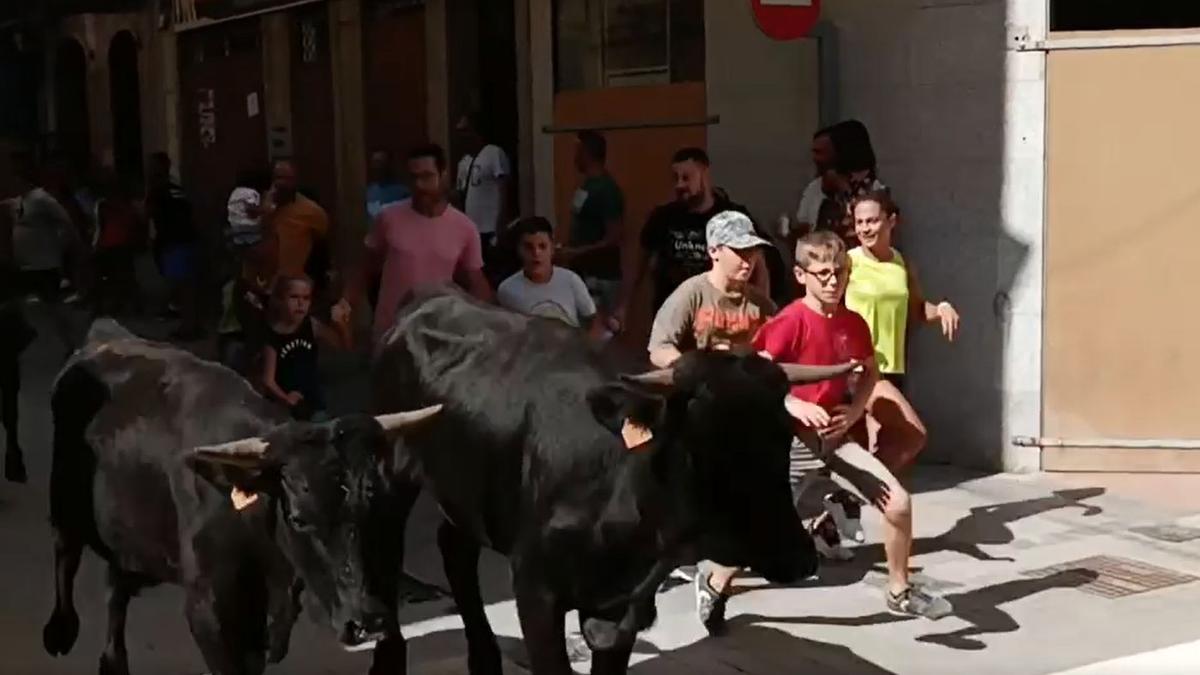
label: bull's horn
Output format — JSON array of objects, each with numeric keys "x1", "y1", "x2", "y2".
[
  {"x1": 189, "y1": 437, "x2": 270, "y2": 469},
  {"x1": 780, "y1": 362, "x2": 860, "y2": 384},
  {"x1": 620, "y1": 369, "x2": 675, "y2": 388},
  {"x1": 375, "y1": 404, "x2": 444, "y2": 432}
]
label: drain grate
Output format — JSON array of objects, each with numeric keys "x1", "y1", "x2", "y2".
[
  {"x1": 1022, "y1": 555, "x2": 1198, "y2": 599},
  {"x1": 1130, "y1": 524, "x2": 1200, "y2": 543}
]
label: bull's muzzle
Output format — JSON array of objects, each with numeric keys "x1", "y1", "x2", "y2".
[{"x1": 338, "y1": 614, "x2": 395, "y2": 653}]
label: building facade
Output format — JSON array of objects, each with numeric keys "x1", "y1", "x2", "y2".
[
  {"x1": 516, "y1": 0, "x2": 1200, "y2": 475},
  {"x1": 11, "y1": 0, "x2": 1200, "y2": 473},
  {"x1": 13, "y1": 0, "x2": 487, "y2": 258}
]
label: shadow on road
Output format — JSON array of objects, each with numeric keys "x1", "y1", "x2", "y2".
[
  {"x1": 729, "y1": 567, "x2": 1099, "y2": 653},
  {"x1": 401, "y1": 625, "x2": 896, "y2": 674},
  {"x1": 803, "y1": 487, "x2": 1107, "y2": 590},
  {"x1": 914, "y1": 568, "x2": 1099, "y2": 650},
  {"x1": 628, "y1": 623, "x2": 896, "y2": 674}
]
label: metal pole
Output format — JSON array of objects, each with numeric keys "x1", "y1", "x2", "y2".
[
  {"x1": 1013, "y1": 436, "x2": 1200, "y2": 450},
  {"x1": 1017, "y1": 33, "x2": 1200, "y2": 52}
]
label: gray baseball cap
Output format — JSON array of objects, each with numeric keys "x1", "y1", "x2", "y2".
[{"x1": 706, "y1": 211, "x2": 771, "y2": 250}]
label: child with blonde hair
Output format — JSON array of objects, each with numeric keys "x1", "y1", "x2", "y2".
[{"x1": 260, "y1": 275, "x2": 352, "y2": 422}]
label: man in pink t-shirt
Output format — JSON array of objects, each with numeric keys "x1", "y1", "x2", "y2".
[{"x1": 353, "y1": 143, "x2": 493, "y2": 345}]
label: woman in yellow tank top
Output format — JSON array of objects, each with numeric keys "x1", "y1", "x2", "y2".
[{"x1": 845, "y1": 190, "x2": 960, "y2": 474}]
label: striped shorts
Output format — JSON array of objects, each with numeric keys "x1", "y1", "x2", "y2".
[{"x1": 789, "y1": 431, "x2": 903, "y2": 512}]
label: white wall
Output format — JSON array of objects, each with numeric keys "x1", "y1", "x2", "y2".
[
  {"x1": 821, "y1": 0, "x2": 1047, "y2": 471},
  {"x1": 704, "y1": 0, "x2": 820, "y2": 228}
]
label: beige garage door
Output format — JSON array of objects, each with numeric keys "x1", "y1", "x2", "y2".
[{"x1": 1045, "y1": 44, "x2": 1200, "y2": 471}]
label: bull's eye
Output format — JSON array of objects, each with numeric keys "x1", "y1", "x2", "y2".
[{"x1": 287, "y1": 513, "x2": 314, "y2": 531}]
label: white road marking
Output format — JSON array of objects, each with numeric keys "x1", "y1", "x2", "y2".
[{"x1": 1053, "y1": 639, "x2": 1200, "y2": 674}]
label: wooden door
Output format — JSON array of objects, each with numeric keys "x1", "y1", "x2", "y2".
[
  {"x1": 552, "y1": 82, "x2": 708, "y2": 350},
  {"x1": 362, "y1": 2, "x2": 428, "y2": 160},
  {"x1": 178, "y1": 18, "x2": 268, "y2": 237},
  {"x1": 290, "y1": 4, "x2": 338, "y2": 215},
  {"x1": 1044, "y1": 45, "x2": 1200, "y2": 471}
]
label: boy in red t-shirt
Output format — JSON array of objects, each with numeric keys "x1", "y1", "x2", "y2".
[{"x1": 752, "y1": 231, "x2": 950, "y2": 619}]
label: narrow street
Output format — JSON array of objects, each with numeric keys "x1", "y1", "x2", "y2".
[{"x1": 4, "y1": 305, "x2": 1200, "y2": 674}]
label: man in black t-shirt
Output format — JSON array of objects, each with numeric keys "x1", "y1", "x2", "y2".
[{"x1": 614, "y1": 148, "x2": 788, "y2": 328}]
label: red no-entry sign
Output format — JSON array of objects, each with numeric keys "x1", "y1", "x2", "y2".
[{"x1": 751, "y1": 0, "x2": 822, "y2": 41}]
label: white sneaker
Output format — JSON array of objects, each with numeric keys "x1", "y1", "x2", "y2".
[
  {"x1": 812, "y1": 517, "x2": 854, "y2": 562},
  {"x1": 824, "y1": 492, "x2": 865, "y2": 543},
  {"x1": 814, "y1": 533, "x2": 854, "y2": 562}
]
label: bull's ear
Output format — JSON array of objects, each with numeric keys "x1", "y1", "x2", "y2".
[{"x1": 587, "y1": 383, "x2": 664, "y2": 437}]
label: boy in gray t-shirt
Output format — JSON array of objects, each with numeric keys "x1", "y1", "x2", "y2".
[
  {"x1": 647, "y1": 211, "x2": 775, "y2": 368},
  {"x1": 497, "y1": 217, "x2": 596, "y2": 329},
  {"x1": 645, "y1": 210, "x2": 777, "y2": 636}
]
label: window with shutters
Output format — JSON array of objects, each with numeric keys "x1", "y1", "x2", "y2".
[{"x1": 553, "y1": 0, "x2": 704, "y2": 92}]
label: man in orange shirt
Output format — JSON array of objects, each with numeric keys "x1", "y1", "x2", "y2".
[{"x1": 265, "y1": 159, "x2": 329, "y2": 278}]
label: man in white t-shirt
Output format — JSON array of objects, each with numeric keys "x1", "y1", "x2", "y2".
[
  {"x1": 7, "y1": 152, "x2": 74, "y2": 301},
  {"x1": 793, "y1": 126, "x2": 836, "y2": 237},
  {"x1": 497, "y1": 216, "x2": 595, "y2": 330},
  {"x1": 454, "y1": 112, "x2": 511, "y2": 243}
]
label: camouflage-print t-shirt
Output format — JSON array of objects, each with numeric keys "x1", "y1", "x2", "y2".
[{"x1": 648, "y1": 273, "x2": 777, "y2": 353}]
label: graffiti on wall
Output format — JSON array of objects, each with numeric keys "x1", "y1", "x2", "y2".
[{"x1": 197, "y1": 88, "x2": 216, "y2": 148}]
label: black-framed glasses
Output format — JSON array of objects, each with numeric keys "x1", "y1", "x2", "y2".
[{"x1": 799, "y1": 266, "x2": 846, "y2": 284}]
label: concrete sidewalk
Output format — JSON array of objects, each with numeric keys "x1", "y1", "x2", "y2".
[
  {"x1": 394, "y1": 469, "x2": 1200, "y2": 675},
  {"x1": 6, "y1": 306, "x2": 1200, "y2": 674}
]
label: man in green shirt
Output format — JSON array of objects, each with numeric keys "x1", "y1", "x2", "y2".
[{"x1": 560, "y1": 130, "x2": 624, "y2": 328}]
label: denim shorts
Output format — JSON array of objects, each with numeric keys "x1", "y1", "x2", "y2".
[
  {"x1": 789, "y1": 431, "x2": 903, "y2": 512},
  {"x1": 160, "y1": 245, "x2": 196, "y2": 282}
]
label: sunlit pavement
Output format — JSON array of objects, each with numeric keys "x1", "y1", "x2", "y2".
[{"x1": 5, "y1": 305, "x2": 1200, "y2": 674}]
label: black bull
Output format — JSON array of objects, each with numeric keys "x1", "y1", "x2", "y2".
[
  {"x1": 369, "y1": 288, "x2": 855, "y2": 674},
  {"x1": 43, "y1": 319, "x2": 441, "y2": 675}
]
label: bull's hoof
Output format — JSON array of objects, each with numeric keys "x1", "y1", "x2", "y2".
[
  {"x1": 43, "y1": 609, "x2": 80, "y2": 656},
  {"x1": 4, "y1": 450, "x2": 26, "y2": 484},
  {"x1": 368, "y1": 637, "x2": 408, "y2": 675},
  {"x1": 99, "y1": 650, "x2": 130, "y2": 675},
  {"x1": 266, "y1": 626, "x2": 292, "y2": 664},
  {"x1": 581, "y1": 618, "x2": 620, "y2": 651},
  {"x1": 467, "y1": 645, "x2": 503, "y2": 675}
]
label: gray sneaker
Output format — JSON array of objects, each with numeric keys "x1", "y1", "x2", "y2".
[
  {"x1": 695, "y1": 571, "x2": 730, "y2": 635},
  {"x1": 886, "y1": 585, "x2": 953, "y2": 619}
]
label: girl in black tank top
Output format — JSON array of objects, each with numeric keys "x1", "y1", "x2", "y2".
[{"x1": 260, "y1": 275, "x2": 353, "y2": 421}]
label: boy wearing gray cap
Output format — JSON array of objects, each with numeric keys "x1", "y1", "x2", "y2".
[
  {"x1": 646, "y1": 210, "x2": 776, "y2": 634},
  {"x1": 647, "y1": 211, "x2": 776, "y2": 368}
]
